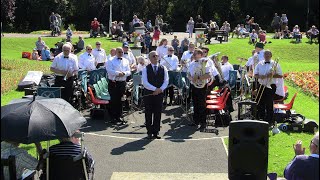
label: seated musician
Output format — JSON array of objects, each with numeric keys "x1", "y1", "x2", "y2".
[
  {"x1": 160, "y1": 46, "x2": 179, "y2": 106},
  {"x1": 220, "y1": 55, "x2": 234, "y2": 82},
  {"x1": 187, "y1": 49, "x2": 212, "y2": 130},
  {"x1": 50, "y1": 44, "x2": 78, "y2": 103},
  {"x1": 78, "y1": 45, "x2": 96, "y2": 71},
  {"x1": 137, "y1": 56, "x2": 149, "y2": 73}
]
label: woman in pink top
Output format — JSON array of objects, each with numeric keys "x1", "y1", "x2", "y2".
[
  {"x1": 258, "y1": 30, "x2": 267, "y2": 44},
  {"x1": 153, "y1": 26, "x2": 161, "y2": 46}
]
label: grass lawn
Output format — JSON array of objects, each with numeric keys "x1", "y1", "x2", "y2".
[{"x1": 1, "y1": 35, "x2": 318, "y2": 176}]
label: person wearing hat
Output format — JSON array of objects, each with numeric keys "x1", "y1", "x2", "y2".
[
  {"x1": 284, "y1": 132, "x2": 319, "y2": 180},
  {"x1": 122, "y1": 42, "x2": 137, "y2": 72},
  {"x1": 307, "y1": 25, "x2": 319, "y2": 43},
  {"x1": 254, "y1": 42, "x2": 265, "y2": 62},
  {"x1": 253, "y1": 50, "x2": 283, "y2": 126},
  {"x1": 92, "y1": 41, "x2": 107, "y2": 68}
]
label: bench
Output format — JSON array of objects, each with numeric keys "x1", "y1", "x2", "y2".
[{"x1": 215, "y1": 30, "x2": 229, "y2": 43}]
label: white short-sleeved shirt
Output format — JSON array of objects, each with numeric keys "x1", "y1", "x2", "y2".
[
  {"x1": 203, "y1": 57, "x2": 219, "y2": 77},
  {"x1": 250, "y1": 33, "x2": 258, "y2": 40},
  {"x1": 160, "y1": 54, "x2": 179, "y2": 71},
  {"x1": 188, "y1": 59, "x2": 212, "y2": 85},
  {"x1": 51, "y1": 53, "x2": 79, "y2": 76},
  {"x1": 254, "y1": 59, "x2": 282, "y2": 87},
  {"x1": 181, "y1": 50, "x2": 193, "y2": 61},
  {"x1": 275, "y1": 78, "x2": 285, "y2": 97},
  {"x1": 92, "y1": 48, "x2": 107, "y2": 64},
  {"x1": 123, "y1": 51, "x2": 136, "y2": 66},
  {"x1": 78, "y1": 52, "x2": 96, "y2": 71},
  {"x1": 106, "y1": 56, "x2": 131, "y2": 81},
  {"x1": 221, "y1": 62, "x2": 234, "y2": 81}
]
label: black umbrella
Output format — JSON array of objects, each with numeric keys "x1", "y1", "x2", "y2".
[{"x1": 1, "y1": 97, "x2": 87, "y2": 144}]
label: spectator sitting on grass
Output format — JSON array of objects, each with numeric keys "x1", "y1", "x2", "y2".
[
  {"x1": 249, "y1": 29, "x2": 258, "y2": 44},
  {"x1": 66, "y1": 27, "x2": 72, "y2": 42},
  {"x1": 239, "y1": 24, "x2": 249, "y2": 38},
  {"x1": 232, "y1": 24, "x2": 241, "y2": 38},
  {"x1": 73, "y1": 36, "x2": 85, "y2": 53},
  {"x1": 307, "y1": 25, "x2": 319, "y2": 43},
  {"x1": 284, "y1": 131, "x2": 319, "y2": 180},
  {"x1": 258, "y1": 30, "x2": 267, "y2": 44},
  {"x1": 41, "y1": 45, "x2": 53, "y2": 61},
  {"x1": 282, "y1": 26, "x2": 291, "y2": 39},
  {"x1": 35, "y1": 36, "x2": 46, "y2": 56},
  {"x1": 32, "y1": 48, "x2": 41, "y2": 60}
]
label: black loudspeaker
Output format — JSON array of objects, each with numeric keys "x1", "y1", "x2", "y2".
[{"x1": 228, "y1": 120, "x2": 269, "y2": 180}]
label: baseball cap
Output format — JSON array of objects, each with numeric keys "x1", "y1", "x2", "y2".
[{"x1": 123, "y1": 42, "x2": 129, "y2": 48}]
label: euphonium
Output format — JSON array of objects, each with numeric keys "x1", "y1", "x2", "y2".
[
  {"x1": 209, "y1": 52, "x2": 223, "y2": 83},
  {"x1": 192, "y1": 58, "x2": 209, "y2": 88}
]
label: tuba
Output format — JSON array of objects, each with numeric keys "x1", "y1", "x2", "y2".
[
  {"x1": 209, "y1": 52, "x2": 223, "y2": 83},
  {"x1": 191, "y1": 58, "x2": 210, "y2": 88}
]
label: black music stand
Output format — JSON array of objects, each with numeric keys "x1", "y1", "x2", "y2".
[{"x1": 237, "y1": 100, "x2": 258, "y2": 120}]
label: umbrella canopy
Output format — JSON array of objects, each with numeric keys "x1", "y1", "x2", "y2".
[{"x1": 1, "y1": 97, "x2": 87, "y2": 144}]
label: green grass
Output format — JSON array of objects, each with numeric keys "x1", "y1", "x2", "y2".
[
  {"x1": 224, "y1": 132, "x2": 315, "y2": 177},
  {"x1": 1, "y1": 35, "x2": 318, "y2": 176},
  {"x1": 19, "y1": 140, "x2": 60, "y2": 158}
]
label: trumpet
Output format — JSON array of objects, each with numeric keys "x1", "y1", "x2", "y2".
[
  {"x1": 63, "y1": 69, "x2": 69, "y2": 81},
  {"x1": 254, "y1": 57, "x2": 280, "y2": 105}
]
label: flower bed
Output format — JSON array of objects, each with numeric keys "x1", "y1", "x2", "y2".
[{"x1": 284, "y1": 71, "x2": 319, "y2": 98}]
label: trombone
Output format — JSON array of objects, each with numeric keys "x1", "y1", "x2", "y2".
[{"x1": 254, "y1": 57, "x2": 280, "y2": 105}]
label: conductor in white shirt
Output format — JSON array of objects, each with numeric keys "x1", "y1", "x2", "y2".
[
  {"x1": 106, "y1": 47, "x2": 131, "y2": 123},
  {"x1": 160, "y1": 46, "x2": 179, "y2": 105},
  {"x1": 78, "y1": 45, "x2": 96, "y2": 71},
  {"x1": 142, "y1": 51, "x2": 169, "y2": 139}
]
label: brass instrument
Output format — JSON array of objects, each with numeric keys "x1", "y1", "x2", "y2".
[
  {"x1": 254, "y1": 57, "x2": 280, "y2": 105},
  {"x1": 64, "y1": 68, "x2": 69, "y2": 81},
  {"x1": 190, "y1": 58, "x2": 210, "y2": 88},
  {"x1": 209, "y1": 52, "x2": 223, "y2": 82}
]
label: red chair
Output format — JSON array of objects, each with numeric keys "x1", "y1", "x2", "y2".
[
  {"x1": 274, "y1": 92, "x2": 297, "y2": 116},
  {"x1": 206, "y1": 92, "x2": 230, "y2": 128},
  {"x1": 207, "y1": 87, "x2": 228, "y2": 99},
  {"x1": 206, "y1": 88, "x2": 228, "y2": 104},
  {"x1": 88, "y1": 86, "x2": 109, "y2": 120},
  {"x1": 274, "y1": 85, "x2": 289, "y2": 103}
]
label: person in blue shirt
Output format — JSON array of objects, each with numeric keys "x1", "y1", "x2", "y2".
[{"x1": 41, "y1": 46, "x2": 53, "y2": 61}]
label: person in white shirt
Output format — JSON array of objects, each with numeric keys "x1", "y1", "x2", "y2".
[
  {"x1": 136, "y1": 56, "x2": 149, "y2": 73},
  {"x1": 181, "y1": 42, "x2": 195, "y2": 72},
  {"x1": 142, "y1": 51, "x2": 169, "y2": 139},
  {"x1": 106, "y1": 48, "x2": 116, "y2": 62},
  {"x1": 156, "y1": 38, "x2": 168, "y2": 61},
  {"x1": 187, "y1": 49, "x2": 212, "y2": 130},
  {"x1": 92, "y1": 41, "x2": 107, "y2": 69},
  {"x1": 254, "y1": 50, "x2": 282, "y2": 126},
  {"x1": 220, "y1": 55, "x2": 234, "y2": 81},
  {"x1": 132, "y1": 15, "x2": 141, "y2": 27},
  {"x1": 50, "y1": 44, "x2": 78, "y2": 103},
  {"x1": 160, "y1": 46, "x2": 179, "y2": 105},
  {"x1": 245, "y1": 49, "x2": 257, "y2": 72},
  {"x1": 106, "y1": 47, "x2": 131, "y2": 124},
  {"x1": 249, "y1": 29, "x2": 258, "y2": 44},
  {"x1": 78, "y1": 45, "x2": 96, "y2": 71},
  {"x1": 122, "y1": 42, "x2": 137, "y2": 71},
  {"x1": 292, "y1": 25, "x2": 302, "y2": 43},
  {"x1": 274, "y1": 77, "x2": 285, "y2": 101}
]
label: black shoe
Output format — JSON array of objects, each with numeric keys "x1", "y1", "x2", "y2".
[
  {"x1": 163, "y1": 101, "x2": 167, "y2": 106},
  {"x1": 147, "y1": 134, "x2": 153, "y2": 139},
  {"x1": 198, "y1": 124, "x2": 206, "y2": 130},
  {"x1": 153, "y1": 135, "x2": 161, "y2": 139}
]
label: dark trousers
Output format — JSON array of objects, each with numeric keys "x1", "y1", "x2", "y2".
[
  {"x1": 108, "y1": 80, "x2": 126, "y2": 121},
  {"x1": 164, "y1": 86, "x2": 174, "y2": 103},
  {"x1": 96, "y1": 63, "x2": 105, "y2": 69},
  {"x1": 256, "y1": 83, "x2": 276, "y2": 125},
  {"x1": 191, "y1": 84, "x2": 207, "y2": 125},
  {"x1": 144, "y1": 92, "x2": 163, "y2": 135},
  {"x1": 54, "y1": 76, "x2": 74, "y2": 103}
]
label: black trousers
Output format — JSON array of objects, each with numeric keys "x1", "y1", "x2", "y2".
[
  {"x1": 144, "y1": 91, "x2": 163, "y2": 135},
  {"x1": 108, "y1": 80, "x2": 126, "y2": 121},
  {"x1": 54, "y1": 76, "x2": 74, "y2": 103},
  {"x1": 164, "y1": 86, "x2": 174, "y2": 103},
  {"x1": 256, "y1": 83, "x2": 276, "y2": 125},
  {"x1": 191, "y1": 84, "x2": 207, "y2": 125},
  {"x1": 96, "y1": 63, "x2": 105, "y2": 69}
]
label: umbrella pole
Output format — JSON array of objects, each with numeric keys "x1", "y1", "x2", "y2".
[
  {"x1": 80, "y1": 133, "x2": 89, "y2": 180},
  {"x1": 46, "y1": 140, "x2": 50, "y2": 180}
]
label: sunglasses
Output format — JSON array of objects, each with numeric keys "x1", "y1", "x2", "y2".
[
  {"x1": 96, "y1": 44, "x2": 101, "y2": 45},
  {"x1": 117, "y1": 51, "x2": 123, "y2": 53},
  {"x1": 203, "y1": 51, "x2": 208, "y2": 53},
  {"x1": 87, "y1": 49, "x2": 92, "y2": 50},
  {"x1": 153, "y1": 55, "x2": 158, "y2": 58},
  {"x1": 169, "y1": 50, "x2": 174, "y2": 51}
]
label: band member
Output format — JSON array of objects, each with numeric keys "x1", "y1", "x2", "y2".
[
  {"x1": 106, "y1": 47, "x2": 131, "y2": 123},
  {"x1": 92, "y1": 41, "x2": 107, "y2": 69},
  {"x1": 78, "y1": 45, "x2": 96, "y2": 71},
  {"x1": 245, "y1": 49, "x2": 256, "y2": 72},
  {"x1": 254, "y1": 42, "x2": 265, "y2": 62},
  {"x1": 220, "y1": 55, "x2": 234, "y2": 81},
  {"x1": 181, "y1": 42, "x2": 195, "y2": 72},
  {"x1": 122, "y1": 42, "x2": 137, "y2": 71},
  {"x1": 254, "y1": 50, "x2": 283, "y2": 126},
  {"x1": 136, "y1": 56, "x2": 149, "y2": 73},
  {"x1": 50, "y1": 44, "x2": 78, "y2": 103},
  {"x1": 160, "y1": 46, "x2": 179, "y2": 105},
  {"x1": 274, "y1": 77, "x2": 285, "y2": 101},
  {"x1": 188, "y1": 49, "x2": 212, "y2": 130},
  {"x1": 156, "y1": 38, "x2": 168, "y2": 60},
  {"x1": 142, "y1": 51, "x2": 169, "y2": 139}
]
